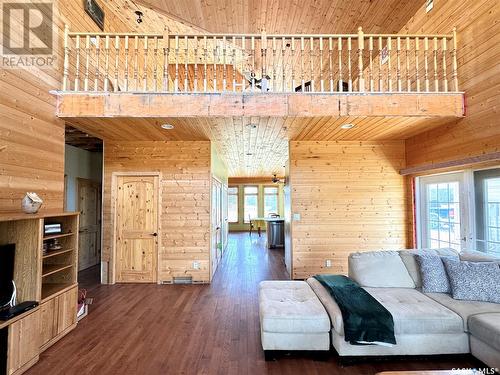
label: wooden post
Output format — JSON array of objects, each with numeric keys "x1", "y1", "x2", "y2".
[
  {"x1": 62, "y1": 24, "x2": 70, "y2": 91},
  {"x1": 261, "y1": 29, "x2": 267, "y2": 89},
  {"x1": 357, "y1": 27, "x2": 364, "y2": 92},
  {"x1": 452, "y1": 27, "x2": 459, "y2": 91},
  {"x1": 74, "y1": 35, "x2": 80, "y2": 91}
]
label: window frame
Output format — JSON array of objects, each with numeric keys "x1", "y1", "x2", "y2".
[
  {"x1": 243, "y1": 185, "x2": 259, "y2": 223},
  {"x1": 227, "y1": 186, "x2": 239, "y2": 223},
  {"x1": 263, "y1": 185, "x2": 279, "y2": 217}
]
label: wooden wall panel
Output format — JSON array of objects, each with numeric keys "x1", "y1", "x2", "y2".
[
  {"x1": 103, "y1": 141, "x2": 211, "y2": 284},
  {"x1": 289, "y1": 141, "x2": 407, "y2": 279},
  {"x1": 404, "y1": 0, "x2": 500, "y2": 167}
]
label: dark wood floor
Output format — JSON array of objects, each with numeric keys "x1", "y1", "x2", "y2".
[{"x1": 27, "y1": 233, "x2": 481, "y2": 374}]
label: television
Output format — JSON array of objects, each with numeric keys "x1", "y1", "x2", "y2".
[{"x1": 0, "y1": 244, "x2": 15, "y2": 309}]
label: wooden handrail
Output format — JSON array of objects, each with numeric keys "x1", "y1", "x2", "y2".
[{"x1": 61, "y1": 25, "x2": 459, "y2": 94}]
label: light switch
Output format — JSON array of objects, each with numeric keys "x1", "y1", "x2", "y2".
[{"x1": 293, "y1": 213, "x2": 301, "y2": 221}]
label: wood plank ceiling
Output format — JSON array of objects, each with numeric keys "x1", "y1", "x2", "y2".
[
  {"x1": 67, "y1": 116, "x2": 456, "y2": 177},
  {"x1": 65, "y1": 0, "x2": 448, "y2": 177}
]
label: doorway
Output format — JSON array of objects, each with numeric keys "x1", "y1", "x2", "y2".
[
  {"x1": 77, "y1": 178, "x2": 101, "y2": 270},
  {"x1": 114, "y1": 174, "x2": 160, "y2": 283}
]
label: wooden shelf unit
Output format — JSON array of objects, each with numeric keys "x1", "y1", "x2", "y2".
[{"x1": 0, "y1": 211, "x2": 79, "y2": 375}]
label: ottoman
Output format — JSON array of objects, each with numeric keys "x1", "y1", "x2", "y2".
[
  {"x1": 259, "y1": 281, "x2": 330, "y2": 360},
  {"x1": 469, "y1": 313, "x2": 500, "y2": 369}
]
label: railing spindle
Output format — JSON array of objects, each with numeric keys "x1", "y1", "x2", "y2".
[
  {"x1": 378, "y1": 37, "x2": 383, "y2": 91},
  {"x1": 251, "y1": 36, "x2": 255, "y2": 92},
  {"x1": 309, "y1": 37, "x2": 314, "y2": 92},
  {"x1": 291, "y1": 37, "x2": 295, "y2": 91},
  {"x1": 415, "y1": 37, "x2": 420, "y2": 92},
  {"x1": 94, "y1": 35, "x2": 100, "y2": 91},
  {"x1": 203, "y1": 36, "x2": 208, "y2": 92},
  {"x1": 406, "y1": 37, "x2": 410, "y2": 92},
  {"x1": 424, "y1": 37, "x2": 429, "y2": 92},
  {"x1": 319, "y1": 37, "x2": 324, "y2": 92},
  {"x1": 163, "y1": 29, "x2": 169, "y2": 92},
  {"x1": 442, "y1": 37, "x2": 448, "y2": 92},
  {"x1": 357, "y1": 27, "x2": 364, "y2": 92},
  {"x1": 153, "y1": 36, "x2": 158, "y2": 91},
  {"x1": 281, "y1": 37, "x2": 286, "y2": 92},
  {"x1": 134, "y1": 36, "x2": 139, "y2": 90},
  {"x1": 174, "y1": 35, "x2": 179, "y2": 92},
  {"x1": 104, "y1": 36, "x2": 110, "y2": 91},
  {"x1": 338, "y1": 37, "x2": 343, "y2": 92},
  {"x1": 433, "y1": 37, "x2": 439, "y2": 92},
  {"x1": 452, "y1": 27, "x2": 459, "y2": 91},
  {"x1": 368, "y1": 36, "x2": 373, "y2": 92},
  {"x1": 74, "y1": 35, "x2": 80, "y2": 91},
  {"x1": 347, "y1": 37, "x2": 352, "y2": 92},
  {"x1": 213, "y1": 36, "x2": 217, "y2": 92},
  {"x1": 328, "y1": 37, "x2": 333, "y2": 92},
  {"x1": 241, "y1": 36, "x2": 246, "y2": 91},
  {"x1": 387, "y1": 37, "x2": 392, "y2": 92},
  {"x1": 184, "y1": 36, "x2": 189, "y2": 92},
  {"x1": 124, "y1": 36, "x2": 129, "y2": 91},
  {"x1": 194, "y1": 36, "x2": 199, "y2": 92},
  {"x1": 142, "y1": 36, "x2": 148, "y2": 91},
  {"x1": 62, "y1": 25, "x2": 70, "y2": 91},
  {"x1": 232, "y1": 36, "x2": 236, "y2": 92},
  {"x1": 300, "y1": 37, "x2": 305, "y2": 91},
  {"x1": 272, "y1": 37, "x2": 277, "y2": 92},
  {"x1": 261, "y1": 30, "x2": 267, "y2": 91},
  {"x1": 84, "y1": 35, "x2": 90, "y2": 91},
  {"x1": 114, "y1": 36, "x2": 120, "y2": 92},
  {"x1": 222, "y1": 36, "x2": 227, "y2": 91},
  {"x1": 396, "y1": 36, "x2": 402, "y2": 92}
]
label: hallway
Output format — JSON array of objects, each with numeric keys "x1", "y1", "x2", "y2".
[{"x1": 26, "y1": 233, "x2": 479, "y2": 375}]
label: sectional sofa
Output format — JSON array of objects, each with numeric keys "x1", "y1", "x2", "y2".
[{"x1": 259, "y1": 249, "x2": 500, "y2": 369}]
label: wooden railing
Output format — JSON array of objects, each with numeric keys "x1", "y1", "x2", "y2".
[{"x1": 62, "y1": 25, "x2": 459, "y2": 93}]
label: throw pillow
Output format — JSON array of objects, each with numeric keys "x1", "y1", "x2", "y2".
[
  {"x1": 442, "y1": 258, "x2": 500, "y2": 303},
  {"x1": 415, "y1": 254, "x2": 456, "y2": 293}
]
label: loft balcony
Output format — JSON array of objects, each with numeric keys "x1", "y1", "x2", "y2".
[{"x1": 54, "y1": 26, "x2": 464, "y2": 118}]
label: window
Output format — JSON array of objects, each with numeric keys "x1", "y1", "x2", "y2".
[
  {"x1": 244, "y1": 186, "x2": 258, "y2": 223},
  {"x1": 228, "y1": 187, "x2": 238, "y2": 223},
  {"x1": 264, "y1": 186, "x2": 279, "y2": 217},
  {"x1": 474, "y1": 169, "x2": 500, "y2": 256},
  {"x1": 418, "y1": 173, "x2": 465, "y2": 252}
]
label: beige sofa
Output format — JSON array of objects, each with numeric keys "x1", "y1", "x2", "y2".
[{"x1": 306, "y1": 249, "x2": 500, "y2": 368}]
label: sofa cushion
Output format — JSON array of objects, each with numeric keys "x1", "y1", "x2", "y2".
[
  {"x1": 259, "y1": 281, "x2": 330, "y2": 333},
  {"x1": 460, "y1": 250, "x2": 500, "y2": 262},
  {"x1": 365, "y1": 288, "x2": 464, "y2": 335},
  {"x1": 425, "y1": 292, "x2": 500, "y2": 331},
  {"x1": 468, "y1": 313, "x2": 500, "y2": 352},
  {"x1": 399, "y1": 248, "x2": 458, "y2": 288},
  {"x1": 348, "y1": 251, "x2": 415, "y2": 288},
  {"x1": 307, "y1": 278, "x2": 463, "y2": 336},
  {"x1": 442, "y1": 258, "x2": 500, "y2": 303},
  {"x1": 415, "y1": 254, "x2": 456, "y2": 293}
]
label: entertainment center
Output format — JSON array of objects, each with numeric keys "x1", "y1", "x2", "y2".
[{"x1": 0, "y1": 211, "x2": 79, "y2": 375}]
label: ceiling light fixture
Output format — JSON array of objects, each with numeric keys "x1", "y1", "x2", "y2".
[
  {"x1": 246, "y1": 152, "x2": 253, "y2": 156},
  {"x1": 340, "y1": 123, "x2": 355, "y2": 129},
  {"x1": 246, "y1": 123, "x2": 258, "y2": 129},
  {"x1": 161, "y1": 124, "x2": 174, "y2": 129}
]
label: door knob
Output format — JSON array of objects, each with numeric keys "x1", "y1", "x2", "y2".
[{"x1": 151, "y1": 232, "x2": 158, "y2": 237}]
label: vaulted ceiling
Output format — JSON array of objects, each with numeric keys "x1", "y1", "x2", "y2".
[
  {"x1": 136, "y1": 0, "x2": 426, "y2": 34},
  {"x1": 67, "y1": 0, "x2": 439, "y2": 177}
]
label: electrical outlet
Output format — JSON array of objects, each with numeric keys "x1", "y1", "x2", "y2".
[
  {"x1": 325, "y1": 259, "x2": 332, "y2": 268},
  {"x1": 192, "y1": 261, "x2": 200, "y2": 270},
  {"x1": 293, "y1": 213, "x2": 301, "y2": 221}
]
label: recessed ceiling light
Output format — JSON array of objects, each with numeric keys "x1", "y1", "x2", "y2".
[
  {"x1": 246, "y1": 152, "x2": 253, "y2": 156},
  {"x1": 246, "y1": 123, "x2": 257, "y2": 129},
  {"x1": 161, "y1": 124, "x2": 174, "y2": 130},
  {"x1": 341, "y1": 123, "x2": 355, "y2": 129}
]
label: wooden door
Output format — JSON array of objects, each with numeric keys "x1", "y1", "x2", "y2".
[
  {"x1": 115, "y1": 175, "x2": 159, "y2": 283},
  {"x1": 78, "y1": 178, "x2": 101, "y2": 271}
]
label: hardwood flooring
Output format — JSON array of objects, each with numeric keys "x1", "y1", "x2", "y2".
[{"x1": 27, "y1": 233, "x2": 481, "y2": 374}]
